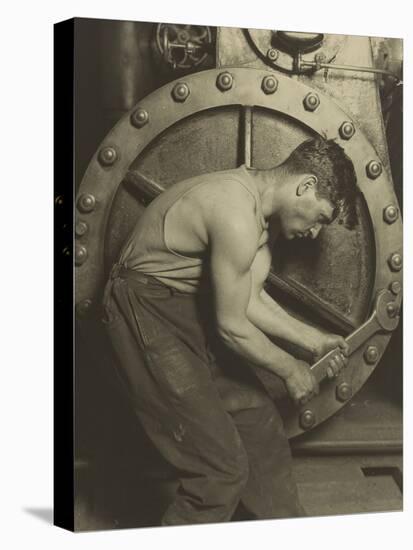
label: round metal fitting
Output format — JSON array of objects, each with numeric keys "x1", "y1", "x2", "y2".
[
  {"x1": 339, "y1": 121, "x2": 355, "y2": 140},
  {"x1": 299, "y1": 409, "x2": 316, "y2": 430},
  {"x1": 75, "y1": 244, "x2": 88, "y2": 266},
  {"x1": 383, "y1": 204, "x2": 398, "y2": 224},
  {"x1": 77, "y1": 193, "x2": 96, "y2": 213},
  {"x1": 98, "y1": 146, "x2": 118, "y2": 167},
  {"x1": 131, "y1": 107, "x2": 149, "y2": 128},
  {"x1": 364, "y1": 345, "x2": 379, "y2": 365},
  {"x1": 386, "y1": 302, "x2": 399, "y2": 319},
  {"x1": 267, "y1": 48, "x2": 279, "y2": 61},
  {"x1": 390, "y1": 281, "x2": 401, "y2": 295},
  {"x1": 75, "y1": 220, "x2": 89, "y2": 238},
  {"x1": 388, "y1": 253, "x2": 402, "y2": 272},
  {"x1": 171, "y1": 82, "x2": 190, "y2": 102},
  {"x1": 76, "y1": 299, "x2": 93, "y2": 318},
  {"x1": 303, "y1": 92, "x2": 320, "y2": 112},
  {"x1": 55, "y1": 195, "x2": 64, "y2": 206},
  {"x1": 366, "y1": 160, "x2": 382, "y2": 179},
  {"x1": 261, "y1": 75, "x2": 278, "y2": 95},
  {"x1": 216, "y1": 72, "x2": 233, "y2": 92},
  {"x1": 336, "y1": 382, "x2": 352, "y2": 402}
]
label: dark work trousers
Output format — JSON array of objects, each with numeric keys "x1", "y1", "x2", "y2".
[{"x1": 102, "y1": 264, "x2": 304, "y2": 525}]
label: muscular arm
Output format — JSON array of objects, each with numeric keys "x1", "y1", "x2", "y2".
[
  {"x1": 208, "y1": 201, "x2": 299, "y2": 381},
  {"x1": 247, "y1": 285, "x2": 322, "y2": 357}
]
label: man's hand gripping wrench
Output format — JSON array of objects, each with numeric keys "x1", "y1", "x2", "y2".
[{"x1": 310, "y1": 289, "x2": 401, "y2": 385}]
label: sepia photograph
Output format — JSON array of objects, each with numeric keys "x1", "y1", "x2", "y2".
[{"x1": 56, "y1": 16, "x2": 403, "y2": 531}]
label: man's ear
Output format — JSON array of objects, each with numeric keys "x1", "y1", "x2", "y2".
[{"x1": 296, "y1": 175, "x2": 318, "y2": 196}]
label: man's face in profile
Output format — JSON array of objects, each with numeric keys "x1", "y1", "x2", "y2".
[{"x1": 281, "y1": 183, "x2": 335, "y2": 241}]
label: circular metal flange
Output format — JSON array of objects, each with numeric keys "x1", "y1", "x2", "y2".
[
  {"x1": 75, "y1": 67, "x2": 402, "y2": 437},
  {"x1": 246, "y1": 29, "x2": 345, "y2": 74}
]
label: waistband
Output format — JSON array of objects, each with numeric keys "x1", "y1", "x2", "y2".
[{"x1": 108, "y1": 263, "x2": 201, "y2": 297}]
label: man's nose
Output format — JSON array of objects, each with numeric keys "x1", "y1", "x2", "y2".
[{"x1": 309, "y1": 224, "x2": 321, "y2": 239}]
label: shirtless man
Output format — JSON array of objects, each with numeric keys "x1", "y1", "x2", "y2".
[{"x1": 103, "y1": 137, "x2": 358, "y2": 526}]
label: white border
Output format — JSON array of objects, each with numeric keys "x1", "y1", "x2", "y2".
[{"x1": 0, "y1": 1, "x2": 410, "y2": 549}]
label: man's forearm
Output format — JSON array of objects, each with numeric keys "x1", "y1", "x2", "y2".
[
  {"x1": 218, "y1": 317, "x2": 300, "y2": 380},
  {"x1": 247, "y1": 289, "x2": 322, "y2": 355}
]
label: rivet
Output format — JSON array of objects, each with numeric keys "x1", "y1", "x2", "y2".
[
  {"x1": 216, "y1": 72, "x2": 233, "y2": 92},
  {"x1": 98, "y1": 146, "x2": 117, "y2": 167},
  {"x1": 366, "y1": 160, "x2": 382, "y2": 179},
  {"x1": 383, "y1": 204, "x2": 398, "y2": 224},
  {"x1": 75, "y1": 220, "x2": 89, "y2": 238},
  {"x1": 62, "y1": 246, "x2": 71, "y2": 257},
  {"x1": 364, "y1": 345, "x2": 378, "y2": 365},
  {"x1": 76, "y1": 299, "x2": 93, "y2": 318},
  {"x1": 55, "y1": 195, "x2": 64, "y2": 206},
  {"x1": 77, "y1": 193, "x2": 96, "y2": 213},
  {"x1": 390, "y1": 281, "x2": 401, "y2": 295},
  {"x1": 303, "y1": 92, "x2": 320, "y2": 112},
  {"x1": 299, "y1": 409, "x2": 315, "y2": 430},
  {"x1": 388, "y1": 253, "x2": 402, "y2": 272},
  {"x1": 267, "y1": 48, "x2": 279, "y2": 61},
  {"x1": 336, "y1": 382, "x2": 352, "y2": 402},
  {"x1": 262, "y1": 75, "x2": 278, "y2": 94},
  {"x1": 386, "y1": 302, "x2": 399, "y2": 319},
  {"x1": 339, "y1": 121, "x2": 355, "y2": 140},
  {"x1": 172, "y1": 82, "x2": 190, "y2": 102},
  {"x1": 131, "y1": 107, "x2": 149, "y2": 128},
  {"x1": 75, "y1": 244, "x2": 88, "y2": 266}
]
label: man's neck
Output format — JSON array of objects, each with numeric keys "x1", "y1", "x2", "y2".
[{"x1": 246, "y1": 166, "x2": 286, "y2": 219}]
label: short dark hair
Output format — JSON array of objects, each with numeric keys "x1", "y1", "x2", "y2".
[{"x1": 281, "y1": 137, "x2": 359, "y2": 229}]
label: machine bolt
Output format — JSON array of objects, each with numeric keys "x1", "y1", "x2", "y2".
[
  {"x1": 75, "y1": 220, "x2": 89, "y2": 238},
  {"x1": 388, "y1": 253, "x2": 402, "y2": 272},
  {"x1": 261, "y1": 75, "x2": 278, "y2": 94},
  {"x1": 172, "y1": 82, "x2": 190, "y2": 102},
  {"x1": 75, "y1": 244, "x2": 88, "y2": 266},
  {"x1": 299, "y1": 409, "x2": 316, "y2": 430},
  {"x1": 390, "y1": 281, "x2": 401, "y2": 295},
  {"x1": 267, "y1": 48, "x2": 279, "y2": 61},
  {"x1": 364, "y1": 345, "x2": 379, "y2": 365},
  {"x1": 131, "y1": 107, "x2": 149, "y2": 128},
  {"x1": 303, "y1": 92, "x2": 320, "y2": 111},
  {"x1": 314, "y1": 52, "x2": 327, "y2": 64},
  {"x1": 216, "y1": 72, "x2": 233, "y2": 92},
  {"x1": 386, "y1": 302, "x2": 399, "y2": 319},
  {"x1": 336, "y1": 382, "x2": 352, "y2": 402},
  {"x1": 366, "y1": 160, "x2": 382, "y2": 179},
  {"x1": 77, "y1": 193, "x2": 96, "y2": 213},
  {"x1": 383, "y1": 204, "x2": 398, "y2": 224},
  {"x1": 76, "y1": 299, "x2": 93, "y2": 318},
  {"x1": 339, "y1": 121, "x2": 355, "y2": 140},
  {"x1": 98, "y1": 146, "x2": 117, "y2": 167}
]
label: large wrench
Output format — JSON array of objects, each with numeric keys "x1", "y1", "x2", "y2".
[{"x1": 310, "y1": 289, "x2": 400, "y2": 384}]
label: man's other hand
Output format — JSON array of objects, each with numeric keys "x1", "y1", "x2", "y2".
[
  {"x1": 313, "y1": 334, "x2": 349, "y2": 379},
  {"x1": 284, "y1": 361, "x2": 319, "y2": 406}
]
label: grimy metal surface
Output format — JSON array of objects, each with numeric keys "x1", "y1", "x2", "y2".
[{"x1": 75, "y1": 62, "x2": 402, "y2": 437}]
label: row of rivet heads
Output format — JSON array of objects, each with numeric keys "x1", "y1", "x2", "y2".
[{"x1": 299, "y1": 332, "x2": 398, "y2": 430}]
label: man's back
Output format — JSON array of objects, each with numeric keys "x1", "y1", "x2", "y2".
[{"x1": 119, "y1": 164, "x2": 266, "y2": 292}]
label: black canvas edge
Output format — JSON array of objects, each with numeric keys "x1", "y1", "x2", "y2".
[{"x1": 54, "y1": 17, "x2": 75, "y2": 532}]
